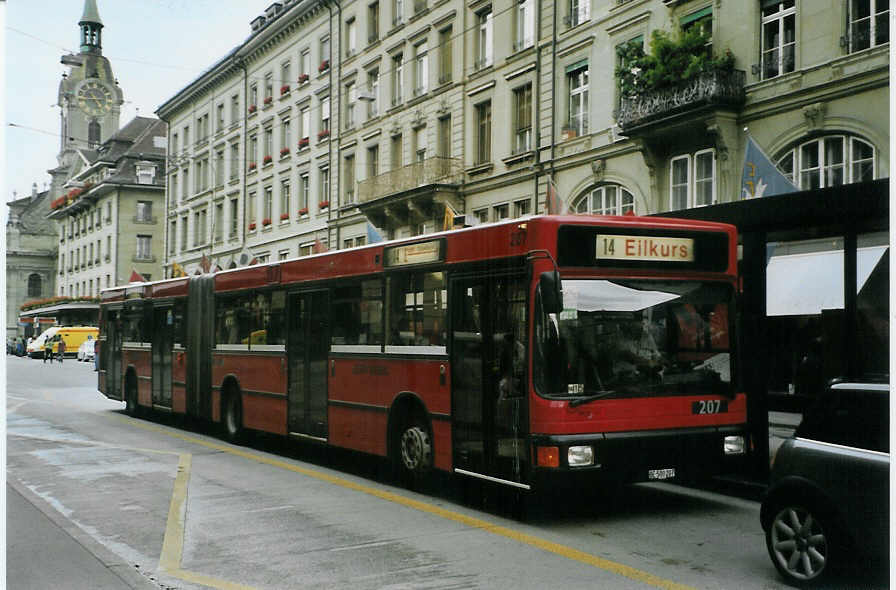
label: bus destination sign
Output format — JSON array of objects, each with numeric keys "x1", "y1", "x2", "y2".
[
  {"x1": 595, "y1": 234, "x2": 695, "y2": 263},
  {"x1": 384, "y1": 239, "x2": 443, "y2": 267}
]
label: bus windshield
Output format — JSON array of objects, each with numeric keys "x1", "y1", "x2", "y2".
[{"x1": 535, "y1": 279, "x2": 734, "y2": 400}]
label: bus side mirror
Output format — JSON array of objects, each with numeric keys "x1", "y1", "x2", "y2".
[{"x1": 539, "y1": 271, "x2": 563, "y2": 313}]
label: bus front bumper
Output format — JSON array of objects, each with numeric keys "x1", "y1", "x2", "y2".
[{"x1": 529, "y1": 425, "x2": 748, "y2": 485}]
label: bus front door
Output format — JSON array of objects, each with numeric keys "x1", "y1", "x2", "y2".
[
  {"x1": 287, "y1": 291, "x2": 329, "y2": 440},
  {"x1": 151, "y1": 307, "x2": 173, "y2": 409},
  {"x1": 107, "y1": 311, "x2": 122, "y2": 399},
  {"x1": 450, "y1": 274, "x2": 529, "y2": 489}
]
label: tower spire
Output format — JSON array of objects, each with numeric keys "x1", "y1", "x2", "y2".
[{"x1": 79, "y1": 0, "x2": 103, "y2": 54}]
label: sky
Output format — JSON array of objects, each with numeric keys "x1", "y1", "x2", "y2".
[{"x1": 4, "y1": 0, "x2": 276, "y2": 201}]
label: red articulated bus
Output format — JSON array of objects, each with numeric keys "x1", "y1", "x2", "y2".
[{"x1": 98, "y1": 215, "x2": 747, "y2": 490}]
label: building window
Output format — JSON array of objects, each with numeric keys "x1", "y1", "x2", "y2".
[
  {"x1": 367, "y1": 69, "x2": 379, "y2": 118},
  {"x1": 345, "y1": 82, "x2": 356, "y2": 129},
  {"x1": 438, "y1": 27, "x2": 452, "y2": 84},
  {"x1": 136, "y1": 235, "x2": 152, "y2": 260},
  {"x1": 180, "y1": 216, "x2": 188, "y2": 250},
  {"x1": 193, "y1": 212, "x2": 201, "y2": 247},
  {"x1": 849, "y1": 0, "x2": 889, "y2": 52},
  {"x1": 344, "y1": 155, "x2": 356, "y2": 203},
  {"x1": 321, "y1": 99, "x2": 331, "y2": 134},
  {"x1": 263, "y1": 187, "x2": 273, "y2": 223},
  {"x1": 264, "y1": 73, "x2": 274, "y2": 103},
  {"x1": 776, "y1": 135, "x2": 876, "y2": 189},
  {"x1": 249, "y1": 85, "x2": 258, "y2": 110},
  {"x1": 217, "y1": 103, "x2": 225, "y2": 131},
  {"x1": 183, "y1": 125, "x2": 190, "y2": 146},
  {"x1": 88, "y1": 121, "x2": 101, "y2": 147},
  {"x1": 513, "y1": 198, "x2": 531, "y2": 217},
  {"x1": 761, "y1": 0, "x2": 796, "y2": 80},
  {"x1": 346, "y1": 18, "x2": 357, "y2": 56},
  {"x1": 215, "y1": 202, "x2": 223, "y2": 241},
  {"x1": 27, "y1": 273, "x2": 42, "y2": 297},
  {"x1": 231, "y1": 94, "x2": 239, "y2": 123},
  {"x1": 567, "y1": 65, "x2": 589, "y2": 136},
  {"x1": 300, "y1": 173, "x2": 310, "y2": 212},
  {"x1": 369, "y1": 2, "x2": 380, "y2": 42},
  {"x1": 264, "y1": 128, "x2": 273, "y2": 161},
  {"x1": 515, "y1": 0, "x2": 534, "y2": 51},
  {"x1": 320, "y1": 167, "x2": 330, "y2": 207},
  {"x1": 391, "y1": 133, "x2": 403, "y2": 169},
  {"x1": 281, "y1": 61, "x2": 291, "y2": 92},
  {"x1": 280, "y1": 180, "x2": 291, "y2": 218},
  {"x1": 669, "y1": 149, "x2": 715, "y2": 210},
  {"x1": 200, "y1": 209, "x2": 208, "y2": 245},
  {"x1": 250, "y1": 135, "x2": 258, "y2": 168},
  {"x1": 216, "y1": 150, "x2": 225, "y2": 186},
  {"x1": 437, "y1": 116, "x2": 451, "y2": 158},
  {"x1": 413, "y1": 126, "x2": 427, "y2": 162},
  {"x1": 182, "y1": 167, "x2": 190, "y2": 197},
  {"x1": 474, "y1": 208, "x2": 489, "y2": 224},
  {"x1": 170, "y1": 220, "x2": 177, "y2": 254},
  {"x1": 279, "y1": 249, "x2": 290, "y2": 261},
  {"x1": 301, "y1": 50, "x2": 310, "y2": 79},
  {"x1": 367, "y1": 144, "x2": 379, "y2": 178},
  {"x1": 281, "y1": 117, "x2": 291, "y2": 152},
  {"x1": 392, "y1": 53, "x2": 404, "y2": 105},
  {"x1": 493, "y1": 203, "x2": 509, "y2": 221},
  {"x1": 413, "y1": 41, "x2": 428, "y2": 96},
  {"x1": 513, "y1": 84, "x2": 532, "y2": 153},
  {"x1": 475, "y1": 100, "x2": 492, "y2": 164},
  {"x1": 135, "y1": 200, "x2": 153, "y2": 222},
  {"x1": 575, "y1": 185, "x2": 635, "y2": 215},
  {"x1": 230, "y1": 144, "x2": 239, "y2": 180},
  {"x1": 320, "y1": 36, "x2": 331, "y2": 67},
  {"x1": 248, "y1": 192, "x2": 257, "y2": 227},
  {"x1": 171, "y1": 173, "x2": 178, "y2": 202},
  {"x1": 300, "y1": 108, "x2": 311, "y2": 143},
  {"x1": 476, "y1": 8, "x2": 493, "y2": 70},
  {"x1": 393, "y1": 0, "x2": 403, "y2": 26},
  {"x1": 230, "y1": 198, "x2": 238, "y2": 238},
  {"x1": 568, "y1": 0, "x2": 590, "y2": 27}
]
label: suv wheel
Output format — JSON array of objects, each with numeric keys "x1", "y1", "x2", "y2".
[{"x1": 766, "y1": 504, "x2": 832, "y2": 586}]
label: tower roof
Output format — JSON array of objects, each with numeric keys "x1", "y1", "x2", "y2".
[{"x1": 79, "y1": 0, "x2": 103, "y2": 26}]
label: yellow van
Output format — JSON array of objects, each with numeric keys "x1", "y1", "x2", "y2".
[{"x1": 50, "y1": 326, "x2": 99, "y2": 358}]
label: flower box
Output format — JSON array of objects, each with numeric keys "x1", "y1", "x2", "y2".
[
  {"x1": 262, "y1": 218, "x2": 272, "y2": 226},
  {"x1": 263, "y1": 96, "x2": 273, "y2": 105},
  {"x1": 317, "y1": 129, "x2": 330, "y2": 140},
  {"x1": 248, "y1": 162, "x2": 257, "y2": 171},
  {"x1": 298, "y1": 137, "x2": 309, "y2": 148},
  {"x1": 280, "y1": 213, "x2": 290, "y2": 221},
  {"x1": 280, "y1": 84, "x2": 290, "y2": 95},
  {"x1": 318, "y1": 200, "x2": 330, "y2": 209},
  {"x1": 318, "y1": 60, "x2": 330, "y2": 72},
  {"x1": 279, "y1": 147, "x2": 290, "y2": 157},
  {"x1": 248, "y1": 105, "x2": 257, "y2": 114},
  {"x1": 248, "y1": 222, "x2": 257, "y2": 231},
  {"x1": 298, "y1": 207, "x2": 309, "y2": 216},
  {"x1": 263, "y1": 155, "x2": 273, "y2": 165},
  {"x1": 298, "y1": 73, "x2": 309, "y2": 84}
]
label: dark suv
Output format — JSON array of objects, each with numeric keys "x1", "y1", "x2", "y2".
[{"x1": 760, "y1": 379, "x2": 889, "y2": 586}]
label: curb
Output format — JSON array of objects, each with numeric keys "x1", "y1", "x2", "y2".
[{"x1": 7, "y1": 478, "x2": 162, "y2": 590}]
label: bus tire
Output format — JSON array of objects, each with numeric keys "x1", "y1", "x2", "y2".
[
  {"x1": 222, "y1": 390, "x2": 244, "y2": 444},
  {"x1": 124, "y1": 372, "x2": 138, "y2": 417},
  {"x1": 394, "y1": 414, "x2": 433, "y2": 486}
]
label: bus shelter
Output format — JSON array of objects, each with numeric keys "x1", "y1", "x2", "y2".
[{"x1": 655, "y1": 179, "x2": 889, "y2": 479}]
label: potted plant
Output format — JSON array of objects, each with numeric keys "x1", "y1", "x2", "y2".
[
  {"x1": 318, "y1": 200, "x2": 330, "y2": 209},
  {"x1": 298, "y1": 207, "x2": 309, "y2": 216},
  {"x1": 262, "y1": 217, "x2": 272, "y2": 226},
  {"x1": 298, "y1": 73, "x2": 309, "y2": 84},
  {"x1": 248, "y1": 104, "x2": 257, "y2": 114},
  {"x1": 280, "y1": 84, "x2": 290, "y2": 95},
  {"x1": 263, "y1": 155, "x2": 273, "y2": 165},
  {"x1": 280, "y1": 212, "x2": 290, "y2": 221},
  {"x1": 317, "y1": 129, "x2": 330, "y2": 140},
  {"x1": 280, "y1": 147, "x2": 290, "y2": 157},
  {"x1": 248, "y1": 162, "x2": 257, "y2": 171},
  {"x1": 248, "y1": 222, "x2": 257, "y2": 231},
  {"x1": 298, "y1": 137, "x2": 309, "y2": 148},
  {"x1": 263, "y1": 96, "x2": 273, "y2": 105},
  {"x1": 318, "y1": 59, "x2": 330, "y2": 72}
]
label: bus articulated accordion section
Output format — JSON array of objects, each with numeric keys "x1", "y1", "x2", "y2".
[{"x1": 98, "y1": 214, "x2": 748, "y2": 490}]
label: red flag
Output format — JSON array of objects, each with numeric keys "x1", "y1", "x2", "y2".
[
  {"x1": 199, "y1": 253, "x2": 211, "y2": 273},
  {"x1": 312, "y1": 238, "x2": 329, "y2": 254},
  {"x1": 129, "y1": 269, "x2": 145, "y2": 283},
  {"x1": 546, "y1": 175, "x2": 568, "y2": 215}
]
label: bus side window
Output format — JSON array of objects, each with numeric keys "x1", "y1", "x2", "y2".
[
  {"x1": 331, "y1": 279, "x2": 383, "y2": 346},
  {"x1": 387, "y1": 271, "x2": 446, "y2": 347},
  {"x1": 215, "y1": 294, "x2": 252, "y2": 346}
]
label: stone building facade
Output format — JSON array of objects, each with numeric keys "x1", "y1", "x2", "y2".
[{"x1": 157, "y1": 0, "x2": 888, "y2": 275}]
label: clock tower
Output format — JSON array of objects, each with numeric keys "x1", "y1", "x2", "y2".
[{"x1": 54, "y1": 0, "x2": 123, "y2": 185}]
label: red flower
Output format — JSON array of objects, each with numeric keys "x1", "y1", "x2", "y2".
[
  {"x1": 248, "y1": 105, "x2": 257, "y2": 114},
  {"x1": 280, "y1": 147, "x2": 290, "y2": 156},
  {"x1": 298, "y1": 74, "x2": 309, "y2": 83},
  {"x1": 318, "y1": 60, "x2": 330, "y2": 72},
  {"x1": 262, "y1": 218, "x2": 272, "y2": 226},
  {"x1": 317, "y1": 129, "x2": 330, "y2": 140},
  {"x1": 248, "y1": 162, "x2": 257, "y2": 170},
  {"x1": 263, "y1": 96, "x2": 273, "y2": 105},
  {"x1": 298, "y1": 137, "x2": 309, "y2": 148},
  {"x1": 263, "y1": 155, "x2": 273, "y2": 164},
  {"x1": 318, "y1": 200, "x2": 330, "y2": 209},
  {"x1": 280, "y1": 84, "x2": 290, "y2": 95},
  {"x1": 298, "y1": 207, "x2": 309, "y2": 216},
  {"x1": 248, "y1": 222, "x2": 257, "y2": 230},
  {"x1": 280, "y1": 213, "x2": 290, "y2": 221}
]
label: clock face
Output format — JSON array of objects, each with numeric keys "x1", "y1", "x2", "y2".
[{"x1": 77, "y1": 80, "x2": 114, "y2": 117}]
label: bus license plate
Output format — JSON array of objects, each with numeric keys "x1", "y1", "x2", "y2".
[
  {"x1": 648, "y1": 468, "x2": 676, "y2": 480},
  {"x1": 692, "y1": 400, "x2": 728, "y2": 415}
]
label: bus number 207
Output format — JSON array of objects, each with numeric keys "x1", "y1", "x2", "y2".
[{"x1": 692, "y1": 400, "x2": 728, "y2": 415}]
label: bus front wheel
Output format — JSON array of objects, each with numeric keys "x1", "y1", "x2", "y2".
[
  {"x1": 222, "y1": 392, "x2": 244, "y2": 443},
  {"x1": 395, "y1": 418, "x2": 433, "y2": 485}
]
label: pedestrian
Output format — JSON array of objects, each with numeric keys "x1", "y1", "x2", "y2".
[
  {"x1": 57, "y1": 337, "x2": 66, "y2": 363},
  {"x1": 43, "y1": 336, "x2": 53, "y2": 363}
]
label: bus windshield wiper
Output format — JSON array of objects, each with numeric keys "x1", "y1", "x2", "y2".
[{"x1": 568, "y1": 390, "x2": 616, "y2": 407}]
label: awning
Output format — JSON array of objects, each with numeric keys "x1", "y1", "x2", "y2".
[{"x1": 766, "y1": 246, "x2": 888, "y2": 316}]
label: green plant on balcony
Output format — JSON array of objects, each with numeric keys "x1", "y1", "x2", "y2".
[{"x1": 615, "y1": 28, "x2": 734, "y2": 99}]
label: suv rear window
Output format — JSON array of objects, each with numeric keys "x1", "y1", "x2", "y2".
[{"x1": 796, "y1": 385, "x2": 889, "y2": 453}]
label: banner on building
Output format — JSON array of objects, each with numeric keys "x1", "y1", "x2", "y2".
[{"x1": 741, "y1": 135, "x2": 798, "y2": 198}]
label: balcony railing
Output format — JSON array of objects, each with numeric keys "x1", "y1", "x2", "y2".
[
  {"x1": 358, "y1": 156, "x2": 462, "y2": 203},
  {"x1": 616, "y1": 69, "x2": 746, "y2": 131}
]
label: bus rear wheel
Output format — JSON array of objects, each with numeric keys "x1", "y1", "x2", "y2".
[
  {"x1": 222, "y1": 391, "x2": 244, "y2": 443},
  {"x1": 395, "y1": 418, "x2": 433, "y2": 485}
]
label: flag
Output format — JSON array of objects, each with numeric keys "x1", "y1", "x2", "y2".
[
  {"x1": 128, "y1": 269, "x2": 145, "y2": 283},
  {"x1": 366, "y1": 221, "x2": 384, "y2": 243},
  {"x1": 312, "y1": 238, "x2": 328, "y2": 254},
  {"x1": 199, "y1": 253, "x2": 211, "y2": 273},
  {"x1": 442, "y1": 203, "x2": 457, "y2": 231},
  {"x1": 171, "y1": 261, "x2": 186, "y2": 278},
  {"x1": 741, "y1": 135, "x2": 798, "y2": 199},
  {"x1": 546, "y1": 175, "x2": 568, "y2": 215}
]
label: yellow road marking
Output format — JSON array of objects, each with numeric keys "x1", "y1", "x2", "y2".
[
  {"x1": 121, "y1": 417, "x2": 695, "y2": 590},
  {"x1": 159, "y1": 453, "x2": 191, "y2": 573}
]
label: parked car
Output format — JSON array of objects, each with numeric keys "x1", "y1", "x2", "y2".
[
  {"x1": 77, "y1": 336, "x2": 96, "y2": 362},
  {"x1": 760, "y1": 378, "x2": 889, "y2": 586}
]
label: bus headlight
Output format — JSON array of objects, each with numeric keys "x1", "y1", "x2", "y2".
[
  {"x1": 724, "y1": 435, "x2": 745, "y2": 455},
  {"x1": 567, "y1": 445, "x2": 594, "y2": 467}
]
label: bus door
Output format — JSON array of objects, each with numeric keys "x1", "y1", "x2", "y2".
[
  {"x1": 151, "y1": 306, "x2": 173, "y2": 409},
  {"x1": 107, "y1": 310, "x2": 123, "y2": 399},
  {"x1": 287, "y1": 290, "x2": 329, "y2": 439},
  {"x1": 450, "y1": 273, "x2": 529, "y2": 488}
]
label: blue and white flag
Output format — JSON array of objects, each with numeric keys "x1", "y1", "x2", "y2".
[
  {"x1": 366, "y1": 221, "x2": 384, "y2": 243},
  {"x1": 741, "y1": 135, "x2": 798, "y2": 198}
]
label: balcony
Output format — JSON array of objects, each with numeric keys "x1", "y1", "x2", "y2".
[
  {"x1": 616, "y1": 69, "x2": 745, "y2": 137},
  {"x1": 358, "y1": 157, "x2": 462, "y2": 204}
]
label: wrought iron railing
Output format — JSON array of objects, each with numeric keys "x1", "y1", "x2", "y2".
[
  {"x1": 616, "y1": 69, "x2": 745, "y2": 130},
  {"x1": 358, "y1": 156, "x2": 462, "y2": 203}
]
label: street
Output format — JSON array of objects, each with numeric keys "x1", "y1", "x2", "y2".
[{"x1": 6, "y1": 355, "x2": 887, "y2": 590}]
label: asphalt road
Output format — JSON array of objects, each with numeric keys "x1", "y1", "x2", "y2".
[{"x1": 5, "y1": 355, "x2": 888, "y2": 589}]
